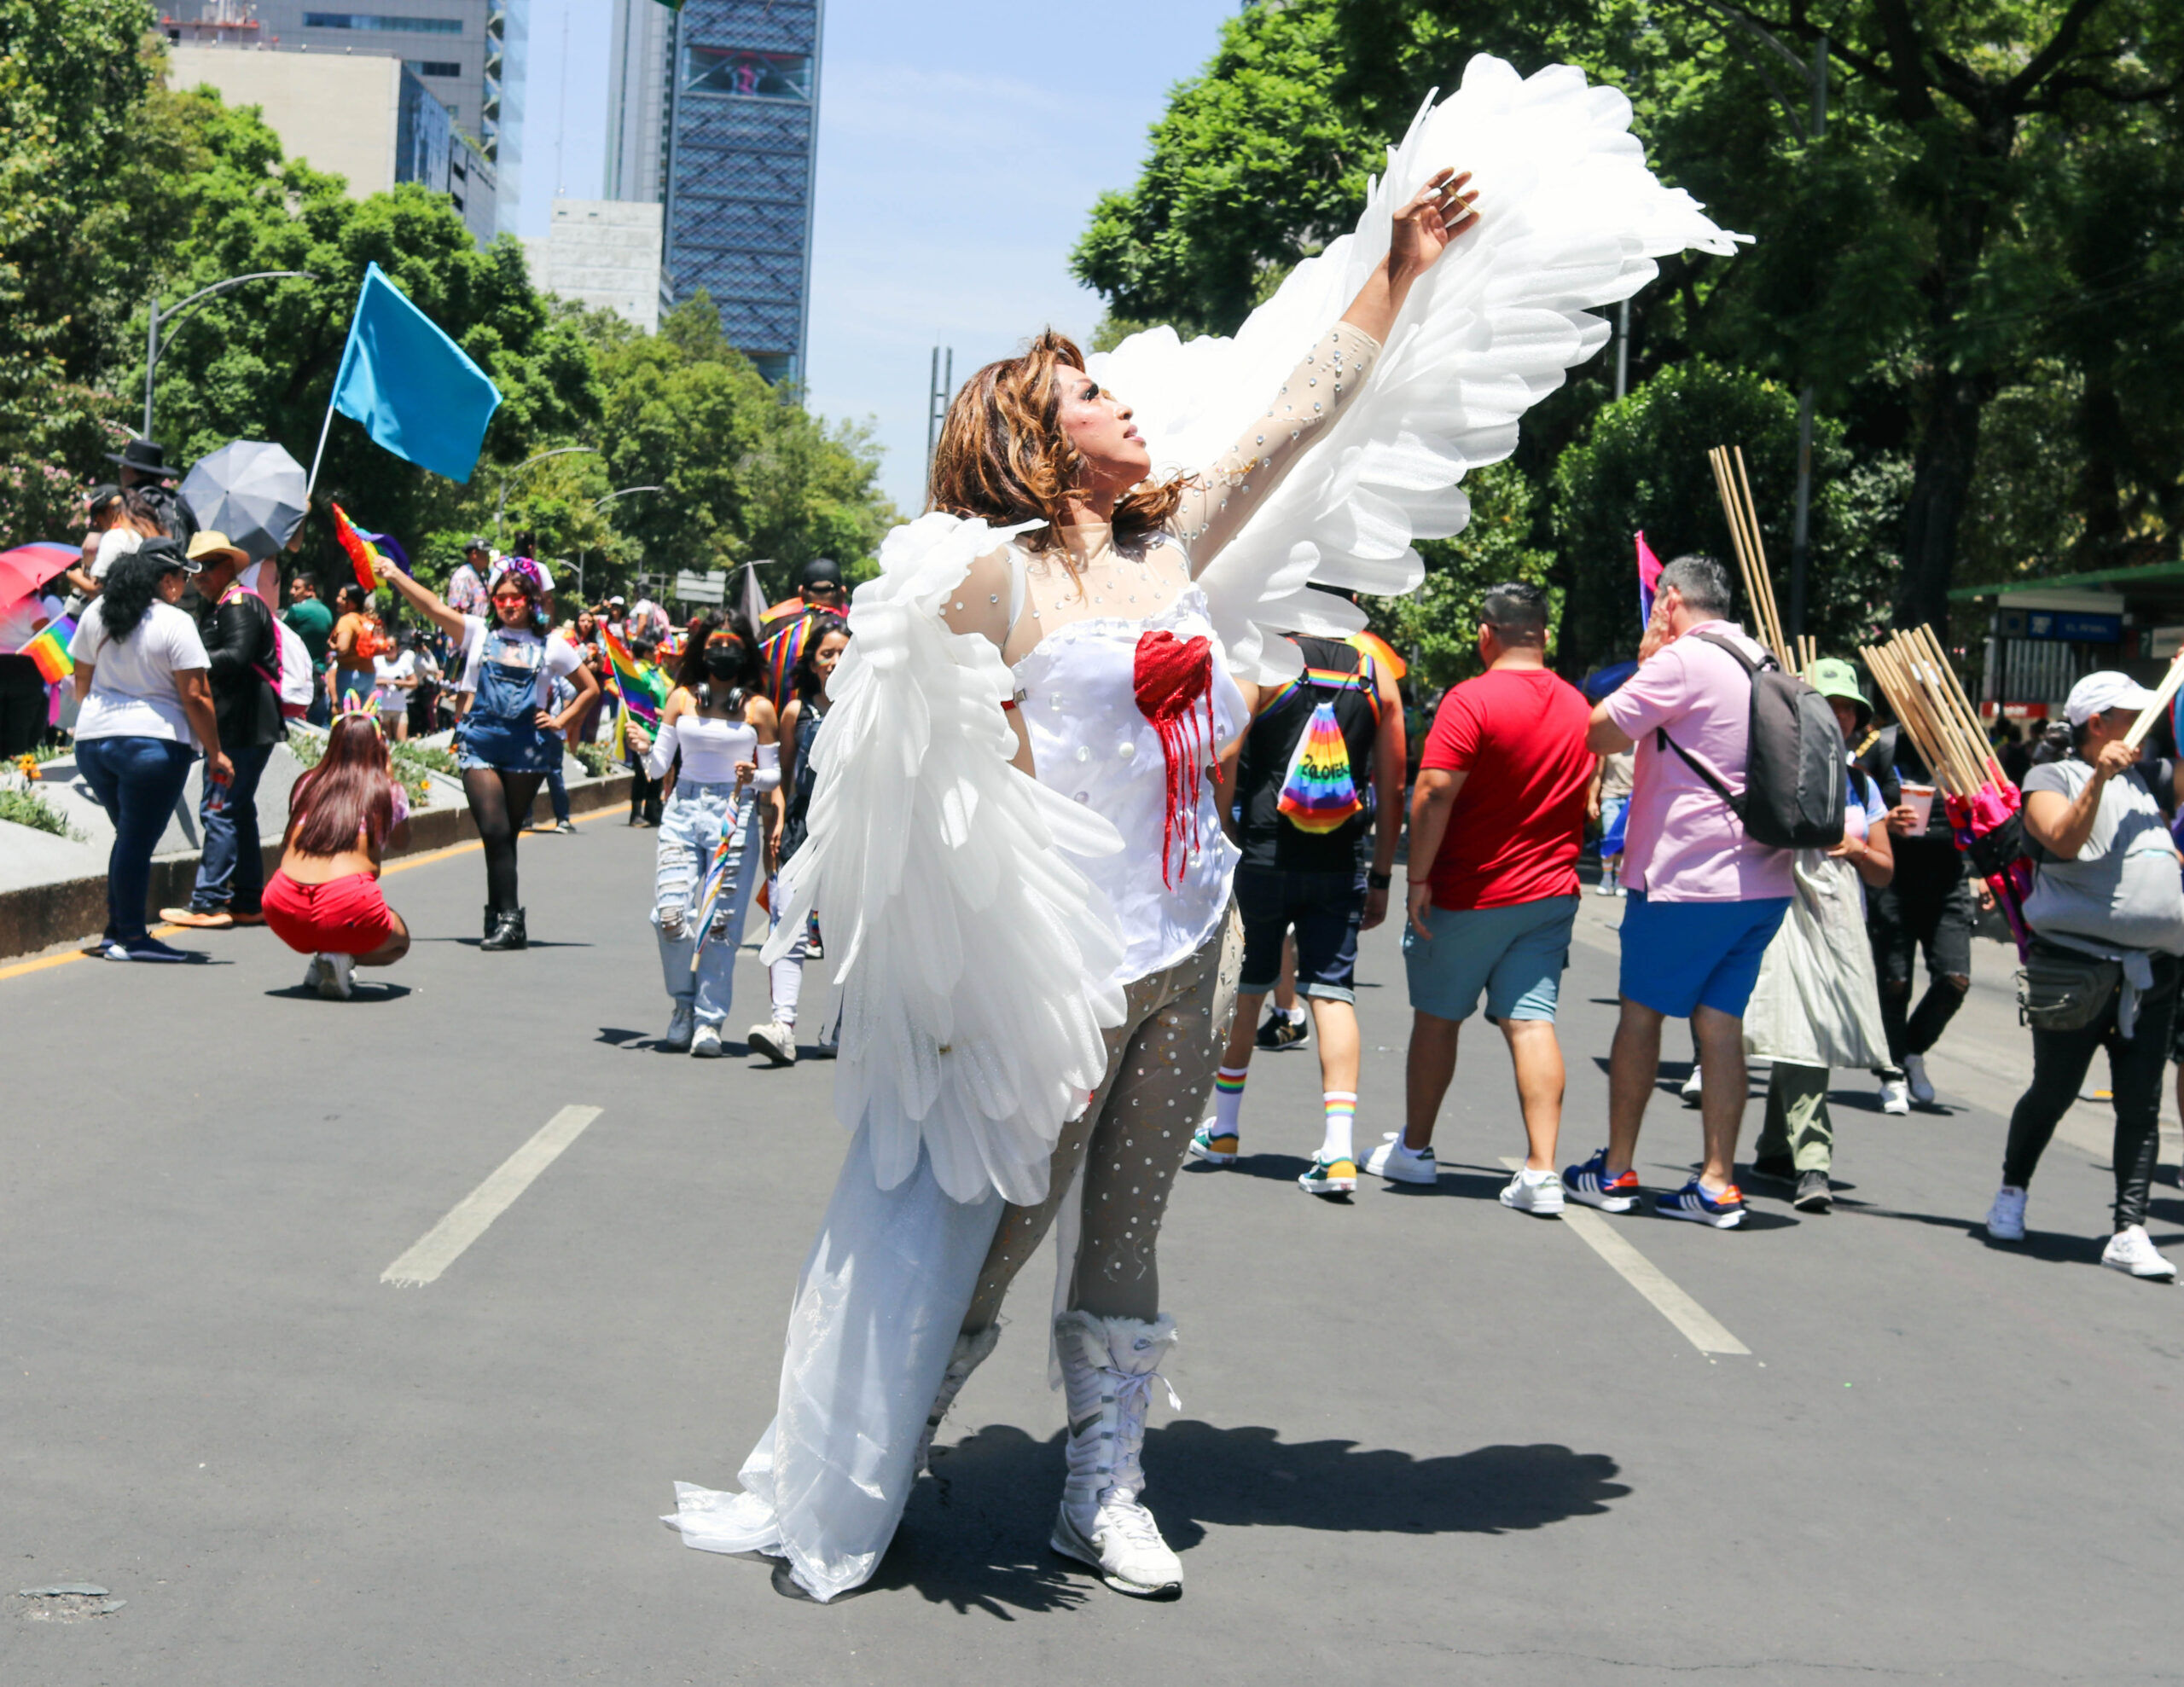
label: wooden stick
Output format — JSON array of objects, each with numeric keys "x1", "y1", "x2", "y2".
[
  {"x1": 1903, "y1": 641, "x2": 1987, "y2": 793},
  {"x1": 1734, "y1": 447, "x2": 1789, "y2": 663},
  {"x1": 2125, "y1": 659, "x2": 2184, "y2": 750},
  {"x1": 1708, "y1": 447, "x2": 1788, "y2": 667},
  {"x1": 1870, "y1": 641, "x2": 1975, "y2": 794},
  {"x1": 1911, "y1": 625, "x2": 2001, "y2": 783}
]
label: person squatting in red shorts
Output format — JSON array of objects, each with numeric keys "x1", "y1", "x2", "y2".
[{"x1": 262, "y1": 710, "x2": 412, "y2": 1000}]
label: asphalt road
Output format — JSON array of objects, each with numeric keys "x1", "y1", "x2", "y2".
[{"x1": 5, "y1": 816, "x2": 2181, "y2": 1684}]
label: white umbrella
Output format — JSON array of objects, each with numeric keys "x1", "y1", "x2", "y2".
[{"x1": 180, "y1": 440, "x2": 308, "y2": 563}]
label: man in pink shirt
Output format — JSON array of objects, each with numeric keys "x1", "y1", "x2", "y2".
[{"x1": 1562, "y1": 555, "x2": 1793, "y2": 1229}]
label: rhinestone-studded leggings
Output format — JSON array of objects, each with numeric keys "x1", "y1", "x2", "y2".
[{"x1": 961, "y1": 912, "x2": 1241, "y2": 1329}]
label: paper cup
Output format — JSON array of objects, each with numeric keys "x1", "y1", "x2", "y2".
[{"x1": 1901, "y1": 781, "x2": 1936, "y2": 830}]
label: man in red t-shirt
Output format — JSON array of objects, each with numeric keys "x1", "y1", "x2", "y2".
[{"x1": 1363, "y1": 583, "x2": 1594, "y2": 1214}]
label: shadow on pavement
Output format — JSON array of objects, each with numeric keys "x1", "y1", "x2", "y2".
[
  {"x1": 264, "y1": 981, "x2": 411, "y2": 1003},
  {"x1": 869, "y1": 1423, "x2": 1628, "y2": 1619}
]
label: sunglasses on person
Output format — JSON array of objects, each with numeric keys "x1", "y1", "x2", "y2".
[{"x1": 491, "y1": 590, "x2": 531, "y2": 607}]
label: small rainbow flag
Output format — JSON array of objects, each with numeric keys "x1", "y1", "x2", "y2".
[
  {"x1": 600, "y1": 623, "x2": 668, "y2": 727},
  {"x1": 689, "y1": 797, "x2": 752, "y2": 973},
  {"x1": 328, "y1": 502, "x2": 386, "y2": 595},
  {"x1": 1276, "y1": 701, "x2": 1362, "y2": 833},
  {"x1": 21, "y1": 614, "x2": 76, "y2": 684}
]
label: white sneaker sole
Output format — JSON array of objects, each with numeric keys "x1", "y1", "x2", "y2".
[
  {"x1": 1188, "y1": 1139, "x2": 1237, "y2": 1167},
  {"x1": 2102, "y1": 1254, "x2": 2175, "y2": 1281},
  {"x1": 1300, "y1": 1172, "x2": 1356, "y2": 1196},
  {"x1": 1567, "y1": 1186, "x2": 1637, "y2": 1214},
  {"x1": 1658, "y1": 1202, "x2": 1745, "y2": 1229},
  {"x1": 690, "y1": 1034, "x2": 724, "y2": 1059},
  {"x1": 1501, "y1": 1186, "x2": 1565, "y2": 1217},
  {"x1": 1049, "y1": 1511, "x2": 1181, "y2": 1600}
]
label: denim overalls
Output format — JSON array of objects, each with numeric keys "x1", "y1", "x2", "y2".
[{"x1": 456, "y1": 628, "x2": 560, "y2": 773}]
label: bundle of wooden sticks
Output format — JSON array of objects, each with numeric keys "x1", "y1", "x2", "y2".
[
  {"x1": 1706, "y1": 443, "x2": 1797, "y2": 674},
  {"x1": 1859, "y1": 627, "x2": 2002, "y2": 796}
]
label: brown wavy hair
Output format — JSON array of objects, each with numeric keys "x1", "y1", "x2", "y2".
[{"x1": 927, "y1": 329, "x2": 1188, "y2": 560}]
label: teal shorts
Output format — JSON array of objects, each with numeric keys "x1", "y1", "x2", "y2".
[{"x1": 1403, "y1": 894, "x2": 1577, "y2": 1024}]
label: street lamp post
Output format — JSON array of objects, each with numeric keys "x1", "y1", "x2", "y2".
[
  {"x1": 143, "y1": 270, "x2": 317, "y2": 438},
  {"x1": 495, "y1": 445, "x2": 602, "y2": 531},
  {"x1": 574, "y1": 484, "x2": 665, "y2": 600}
]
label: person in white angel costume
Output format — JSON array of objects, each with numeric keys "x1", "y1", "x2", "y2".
[{"x1": 665, "y1": 55, "x2": 1742, "y2": 1603}]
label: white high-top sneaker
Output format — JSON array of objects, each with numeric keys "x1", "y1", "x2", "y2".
[
  {"x1": 914, "y1": 1323, "x2": 999, "y2": 1475},
  {"x1": 1051, "y1": 1309, "x2": 1183, "y2": 1599}
]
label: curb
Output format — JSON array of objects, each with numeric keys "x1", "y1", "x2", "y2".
[{"x1": 0, "y1": 771, "x2": 633, "y2": 962}]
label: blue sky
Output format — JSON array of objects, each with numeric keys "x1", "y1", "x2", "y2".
[{"x1": 519, "y1": 0, "x2": 1245, "y2": 513}]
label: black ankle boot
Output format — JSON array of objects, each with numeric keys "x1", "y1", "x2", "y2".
[{"x1": 481, "y1": 907, "x2": 527, "y2": 951}]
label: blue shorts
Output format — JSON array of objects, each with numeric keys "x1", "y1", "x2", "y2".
[
  {"x1": 1617, "y1": 890, "x2": 1791, "y2": 1018},
  {"x1": 1403, "y1": 895, "x2": 1577, "y2": 1023},
  {"x1": 1235, "y1": 865, "x2": 1367, "y2": 1003},
  {"x1": 1600, "y1": 796, "x2": 1629, "y2": 860}
]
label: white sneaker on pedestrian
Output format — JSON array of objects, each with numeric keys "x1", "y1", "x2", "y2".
[
  {"x1": 1986, "y1": 1184, "x2": 2028, "y2": 1242},
  {"x1": 301, "y1": 954, "x2": 325, "y2": 994},
  {"x1": 2100, "y1": 1225, "x2": 2176, "y2": 1280},
  {"x1": 1879, "y1": 1075, "x2": 1911, "y2": 1116},
  {"x1": 1500, "y1": 1167, "x2": 1565, "y2": 1217},
  {"x1": 317, "y1": 952, "x2": 353, "y2": 1000},
  {"x1": 1680, "y1": 1068, "x2": 1703, "y2": 1107},
  {"x1": 1362, "y1": 1133, "x2": 1438, "y2": 1186},
  {"x1": 690, "y1": 1022, "x2": 723, "y2": 1058},
  {"x1": 1594, "y1": 877, "x2": 1618, "y2": 897},
  {"x1": 659, "y1": 1004, "x2": 695, "y2": 1053},
  {"x1": 747, "y1": 1019, "x2": 797, "y2": 1066},
  {"x1": 1903, "y1": 1052, "x2": 1936, "y2": 1107}
]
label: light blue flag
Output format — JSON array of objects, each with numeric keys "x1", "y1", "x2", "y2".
[{"x1": 330, "y1": 262, "x2": 502, "y2": 483}]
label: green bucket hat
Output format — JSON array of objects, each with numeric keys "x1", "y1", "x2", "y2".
[{"x1": 1806, "y1": 656, "x2": 1872, "y2": 731}]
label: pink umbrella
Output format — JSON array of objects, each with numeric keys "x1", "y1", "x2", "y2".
[{"x1": 0, "y1": 542, "x2": 79, "y2": 612}]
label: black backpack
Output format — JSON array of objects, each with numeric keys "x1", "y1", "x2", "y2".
[{"x1": 1656, "y1": 632, "x2": 1846, "y2": 850}]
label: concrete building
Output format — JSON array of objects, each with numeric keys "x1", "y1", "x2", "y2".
[
  {"x1": 659, "y1": 0, "x2": 822, "y2": 383},
  {"x1": 605, "y1": 0, "x2": 670, "y2": 207},
  {"x1": 167, "y1": 44, "x2": 497, "y2": 244},
  {"x1": 524, "y1": 200, "x2": 665, "y2": 333},
  {"x1": 159, "y1": 0, "x2": 526, "y2": 237}
]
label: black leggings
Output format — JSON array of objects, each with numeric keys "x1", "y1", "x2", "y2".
[
  {"x1": 2003, "y1": 951, "x2": 2178, "y2": 1231},
  {"x1": 464, "y1": 767, "x2": 544, "y2": 911}
]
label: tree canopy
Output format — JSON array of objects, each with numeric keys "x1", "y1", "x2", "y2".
[
  {"x1": 0, "y1": 7, "x2": 898, "y2": 600},
  {"x1": 1076, "y1": 0, "x2": 2183, "y2": 664}
]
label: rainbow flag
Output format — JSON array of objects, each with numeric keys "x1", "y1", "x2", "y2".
[
  {"x1": 761, "y1": 613, "x2": 812, "y2": 709},
  {"x1": 1276, "y1": 701, "x2": 1363, "y2": 833},
  {"x1": 689, "y1": 798, "x2": 751, "y2": 972},
  {"x1": 600, "y1": 623, "x2": 668, "y2": 727},
  {"x1": 329, "y1": 502, "x2": 386, "y2": 595},
  {"x1": 21, "y1": 614, "x2": 76, "y2": 684},
  {"x1": 1346, "y1": 629, "x2": 1406, "y2": 682},
  {"x1": 1636, "y1": 530, "x2": 1664, "y2": 629}
]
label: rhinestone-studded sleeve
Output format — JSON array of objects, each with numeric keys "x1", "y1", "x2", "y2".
[{"x1": 1173, "y1": 322, "x2": 1382, "y2": 571}]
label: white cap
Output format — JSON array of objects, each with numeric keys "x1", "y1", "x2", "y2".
[{"x1": 2064, "y1": 670, "x2": 2156, "y2": 727}]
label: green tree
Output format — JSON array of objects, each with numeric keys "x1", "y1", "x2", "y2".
[
  {"x1": 1550, "y1": 359, "x2": 1899, "y2": 672},
  {"x1": 1072, "y1": 0, "x2": 2184, "y2": 636}
]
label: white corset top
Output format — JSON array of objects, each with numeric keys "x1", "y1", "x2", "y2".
[
  {"x1": 660, "y1": 711, "x2": 758, "y2": 785},
  {"x1": 1011, "y1": 583, "x2": 1245, "y2": 985}
]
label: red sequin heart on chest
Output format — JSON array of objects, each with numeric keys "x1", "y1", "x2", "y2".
[{"x1": 1133, "y1": 629, "x2": 1216, "y2": 889}]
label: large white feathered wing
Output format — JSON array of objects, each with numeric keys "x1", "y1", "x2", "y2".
[
  {"x1": 762, "y1": 511, "x2": 1128, "y2": 1206},
  {"x1": 1090, "y1": 54, "x2": 1746, "y2": 682}
]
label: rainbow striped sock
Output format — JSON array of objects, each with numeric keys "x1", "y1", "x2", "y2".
[
  {"x1": 1212, "y1": 1065, "x2": 1249, "y2": 1136},
  {"x1": 1320, "y1": 1091, "x2": 1357, "y2": 1164}
]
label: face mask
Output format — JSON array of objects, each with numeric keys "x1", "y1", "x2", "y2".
[{"x1": 703, "y1": 647, "x2": 743, "y2": 681}]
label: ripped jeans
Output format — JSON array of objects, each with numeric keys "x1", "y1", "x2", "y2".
[{"x1": 653, "y1": 781, "x2": 760, "y2": 1027}]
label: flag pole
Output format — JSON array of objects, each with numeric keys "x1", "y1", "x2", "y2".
[{"x1": 305, "y1": 390, "x2": 339, "y2": 500}]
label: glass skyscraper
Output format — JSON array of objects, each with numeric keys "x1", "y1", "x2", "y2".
[{"x1": 660, "y1": 0, "x2": 822, "y2": 384}]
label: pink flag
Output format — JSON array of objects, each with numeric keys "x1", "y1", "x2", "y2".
[{"x1": 1635, "y1": 531, "x2": 1664, "y2": 629}]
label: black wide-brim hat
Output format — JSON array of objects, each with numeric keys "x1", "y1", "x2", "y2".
[{"x1": 107, "y1": 438, "x2": 176, "y2": 478}]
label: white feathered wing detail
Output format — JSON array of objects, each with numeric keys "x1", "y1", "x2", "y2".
[
  {"x1": 1090, "y1": 54, "x2": 1748, "y2": 683},
  {"x1": 761, "y1": 510, "x2": 1129, "y2": 1206}
]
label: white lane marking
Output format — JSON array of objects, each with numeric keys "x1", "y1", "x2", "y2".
[
  {"x1": 382, "y1": 1106, "x2": 603, "y2": 1287},
  {"x1": 1502, "y1": 1157, "x2": 1750, "y2": 1355}
]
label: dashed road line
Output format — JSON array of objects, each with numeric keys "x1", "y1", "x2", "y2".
[
  {"x1": 1502, "y1": 1157, "x2": 1751, "y2": 1356},
  {"x1": 383, "y1": 1105, "x2": 603, "y2": 1286}
]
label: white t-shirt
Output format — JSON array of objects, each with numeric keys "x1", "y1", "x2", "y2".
[
  {"x1": 373, "y1": 650, "x2": 416, "y2": 709},
  {"x1": 67, "y1": 597, "x2": 210, "y2": 745},
  {"x1": 1, "y1": 593, "x2": 61, "y2": 652},
  {"x1": 455, "y1": 615, "x2": 581, "y2": 707},
  {"x1": 91, "y1": 528, "x2": 141, "y2": 582}
]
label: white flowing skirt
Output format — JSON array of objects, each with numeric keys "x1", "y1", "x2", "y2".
[{"x1": 664, "y1": 1122, "x2": 1002, "y2": 1601}]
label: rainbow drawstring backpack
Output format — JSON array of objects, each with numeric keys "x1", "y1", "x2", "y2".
[{"x1": 1274, "y1": 656, "x2": 1378, "y2": 834}]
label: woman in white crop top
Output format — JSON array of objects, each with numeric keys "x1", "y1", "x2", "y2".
[{"x1": 640, "y1": 612, "x2": 779, "y2": 1058}]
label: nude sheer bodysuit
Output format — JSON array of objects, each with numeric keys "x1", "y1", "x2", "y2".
[{"x1": 940, "y1": 322, "x2": 1382, "y2": 1329}]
